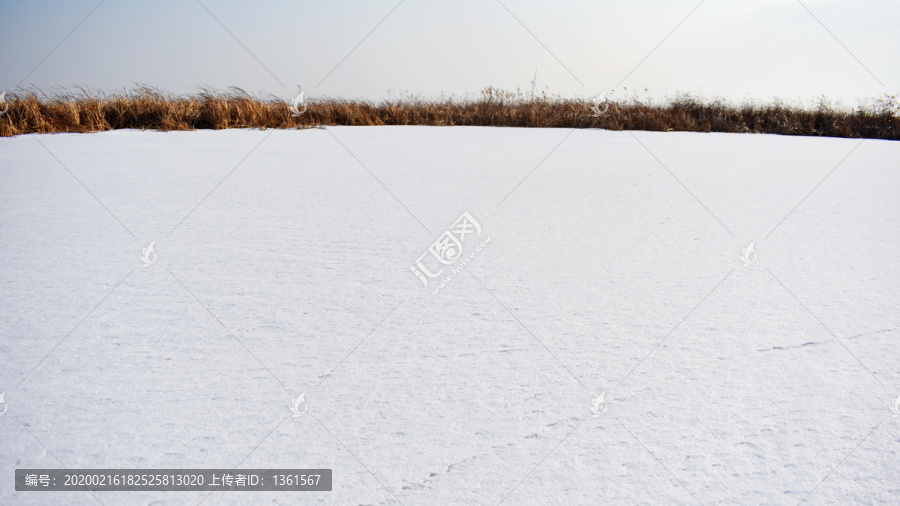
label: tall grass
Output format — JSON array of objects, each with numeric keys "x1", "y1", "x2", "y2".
[{"x1": 1, "y1": 87, "x2": 897, "y2": 140}]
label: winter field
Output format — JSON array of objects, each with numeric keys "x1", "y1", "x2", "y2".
[{"x1": 1, "y1": 126, "x2": 898, "y2": 505}]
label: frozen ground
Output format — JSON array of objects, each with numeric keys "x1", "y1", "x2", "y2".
[{"x1": 0, "y1": 126, "x2": 898, "y2": 505}]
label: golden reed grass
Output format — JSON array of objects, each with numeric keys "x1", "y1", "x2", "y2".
[{"x1": 1, "y1": 87, "x2": 897, "y2": 140}]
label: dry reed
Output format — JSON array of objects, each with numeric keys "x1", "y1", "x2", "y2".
[{"x1": 1, "y1": 87, "x2": 897, "y2": 140}]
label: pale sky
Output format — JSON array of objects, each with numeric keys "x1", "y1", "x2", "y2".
[{"x1": 2, "y1": 0, "x2": 897, "y2": 105}]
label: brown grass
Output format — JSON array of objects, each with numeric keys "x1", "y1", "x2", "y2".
[{"x1": 1, "y1": 87, "x2": 897, "y2": 140}]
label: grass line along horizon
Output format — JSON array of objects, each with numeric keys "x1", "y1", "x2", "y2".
[{"x1": 0, "y1": 86, "x2": 897, "y2": 140}]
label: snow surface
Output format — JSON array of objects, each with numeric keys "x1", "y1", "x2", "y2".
[{"x1": 1, "y1": 126, "x2": 898, "y2": 505}]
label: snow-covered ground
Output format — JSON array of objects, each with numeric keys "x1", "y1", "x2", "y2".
[{"x1": 1, "y1": 126, "x2": 898, "y2": 505}]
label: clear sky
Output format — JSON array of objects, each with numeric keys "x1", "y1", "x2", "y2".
[{"x1": 2, "y1": 0, "x2": 897, "y2": 106}]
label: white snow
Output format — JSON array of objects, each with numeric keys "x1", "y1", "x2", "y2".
[{"x1": 1, "y1": 126, "x2": 898, "y2": 505}]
